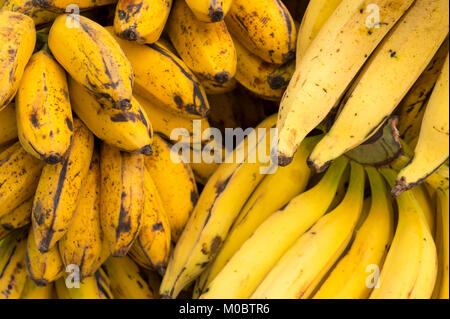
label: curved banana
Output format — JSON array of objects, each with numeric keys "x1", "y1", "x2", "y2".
[
  {"x1": 17, "y1": 50, "x2": 73, "y2": 164},
  {"x1": 100, "y1": 143, "x2": 144, "y2": 257},
  {"x1": 168, "y1": 0, "x2": 236, "y2": 85},
  {"x1": 309, "y1": 0, "x2": 449, "y2": 172},
  {"x1": 70, "y1": 79, "x2": 153, "y2": 155},
  {"x1": 394, "y1": 53, "x2": 449, "y2": 195},
  {"x1": 32, "y1": 119, "x2": 94, "y2": 253},
  {"x1": 31, "y1": 0, "x2": 117, "y2": 12},
  {"x1": 276, "y1": 0, "x2": 415, "y2": 166},
  {"x1": 21, "y1": 277, "x2": 54, "y2": 299},
  {"x1": 314, "y1": 166, "x2": 394, "y2": 299},
  {"x1": 55, "y1": 268, "x2": 114, "y2": 299},
  {"x1": 48, "y1": 14, "x2": 133, "y2": 110},
  {"x1": 0, "y1": 0, "x2": 58, "y2": 25},
  {"x1": 0, "y1": 11, "x2": 35, "y2": 111},
  {"x1": 0, "y1": 142, "x2": 44, "y2": 218},
  {"x1": 114, "y1": 0, "x2": 172, "y2": 44},
  {"x1": 185, "y1": 0, "x2": 233, "y2": 22},
  {"x1": 0, "y1": 198, "x2": 32, "y2": 240},
  {"x1": 0, "y1": 103, "x2": 18, "y2": 147},
  {"x1": 225, "y1": 0, "x2": 296, "y2": 64}
]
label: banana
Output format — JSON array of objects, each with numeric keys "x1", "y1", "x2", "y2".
[
  {"x1": 0, "y1": 0, "x2": 58, "y2": 25},
  {"x1": 189, "y1": 146, "x2": 221, "y2": 185},
  {"x1": 0, "y1": 103, "x2": 18, "y2": 147},
  {"x1": 309, "y1": 0, "x2": 449, "y2": 172},
  {"x1": 296, "y1": 0, "x2": 342, "y2": 64},
  {"x1": 58, "y1": 152, "x2": 105, "y2": 280},
  {"x1": 16, "y1": 50, "x2": 73, "y2": 164},
  {"x1": 144, "y1": 134, "x2": 199, "y2": 242},
  {"x1": 0, "y1": 11, "x2": 35, "y2": 111},
  {"x1": 185, "y1": 0, "x2": 233, "y2": 22},
  {"x1": 0, "y1": 229, "x2": 28, "y2": 299},
  {"x1": 21, "y1": 277, "x2": 54, "y2": 299},
  {"x1": 102, "y1": 255, "x2": 156, "y2": 299},
  {"x1": 114, "y1": 0, "x2": 172, "y2": 43},
  {"x1": 397, "y1": 39, "x2": 449, "y2": 148},
  {"x1": 31, "y1": 0, "x2": 117, "y2": 12},
  {"x1": 225, "y1": 0, "x2": 296, "y2": 64},
  {"x1": 107, "y1": 27, "x2": 210, "y2": 119},
  {"x1": 200, "y1": 78, "x2": 237, "y2": 95},
  {"x1": 32, "y1": 119, "x2": 94, "y2": 252},
  {"x1": 195, "y1": 135, "x2": 320, "y2": 296},
  {"x1": 0, "y1": 142, "x2": 44, "y2": 218},
  {"x1": 394, "y1": 53, "x2": 449, "y2": 195},
  {"x1": 313, "y1": 166, "x2": 394, "y2": 299},
  {"x1": 412, "y1": 184, "x2": 436, "y2": 235},
  {"x1": 70, "y1": 79, "x2": 153, "y2": 155},
  {"x1": 55, "y1": 268, "x2": 114, "y2": 299},
  {"x1": 160, "y1": 114, "x2": 278, "y2": 298},
  {"x1": 0, "y1": 198, "x2": 32, "y2": 240},
  {"x1": 168, "y1": 0, "x2": 236, "y2": 85},
  {"x1": 25, "y1": 226, "x2": 64, "y2": 286},
  {"x1": 370, "y1": 169, "x2": 438, "y2": 299},
  {"x1": 276, "y1": 0, "x2": 415, "y2": 166},
  {"x1": 48, "y1": 14, "x2": 133, "y2": 110}
]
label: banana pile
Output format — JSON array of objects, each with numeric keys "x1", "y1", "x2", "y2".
[{"x1": 0, "y1": 0, "x2": 448, "y2": 300}]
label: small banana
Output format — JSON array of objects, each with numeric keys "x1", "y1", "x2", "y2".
[
  {"x1": 32, "y1": 119, "x2": 94, "y2": 253},
  {"x1": 0, "y1": 0, "x2": 58, "y2": 25},
  {"x1": 100, "y1": 143, "x2": 144, "y2": 257},
  {"x1": 0, "y1": 198, "x2": 32, "y2": 240},
  {"x1": 0, "y1": 103, "x2": 18, "y2": 147},
  {"x1": 20, "y1": 277, "x2": 54, "y2": 299},
  {"x1": 225, "y1": 0, "x2": 296, "y2": 64},
  {"x1": 17, "y1": 50, "x2": 73, "y2": 164},
  {"x1": 55, "y1": 268, "x2": 114, "y2": 299},
  {"x1": 114, "y1": 0, "x2": 172, "y2": 43},
  {"x1": 185, "y1": 0, "x2": 233, "y2": 22},
  {"x1": 48, "y1": 14, "x2": 134, "y2": 110},
  {"x1": 70, "y1": 79, "x2": 153, "y2": 155},
  {"x1": 31, "y1": 0, "x2": 117, "y2": 12},
  {"x1": 0, "y1": 11, "x2": 35, "y2": 111}
]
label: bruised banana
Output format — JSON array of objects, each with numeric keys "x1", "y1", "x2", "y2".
[
  {"x1": 185, "y1": 0, "x2": 233, "y2": 23},
  {"x1": 31, "y1": 0, "x2": 117, "y2": 12},
  {"x1": 17, "y1": 50, "x2": 73, "y2": 164},
  {"x1": 20, "y1": 277, "x2": 54, "y2": 299},
  {"x1": 0, "y1": 103, "x2": 18, "y2": 147},
  {"x1": 0, "y1": 142, "x2": 44, "y2": 218},
  {"x1": 32, "y1": 119, "x2": 94, "y2": 253},
  {"x1": 70, "y1": 79, "x2": 153, "y2": 155},
  {"x1": 108, "y1": 27, "x2": 210, "y2": 119},
  {"x1": 100, "y1": 143, "x2": 144, "y2": 257},
  {"x1": 49, "y1": 14, "x2": 133, "y2": 110},
  {"x1": 309, "y1": 0, "x2": 449, "y2": 172},
  {"x1": 0, "y1": 198, "x2": 32, "y2": 240},
  {"x1": 225, "y1": 0, "x2": 296, "y2": 64},
  {"x1": 276, "y1": 0, "x2": 414, "y2": 165},
  {"x1": 55, "y1": 268, "x2": 113, "y2": 299},
  {"x1": 0, "y1": 11, "x2": 35, "y2": 111},
  {"x1": 168, "y1": 0, "x2": 236, "y2": 85},
  {"x1": 200, "y1": 156, "x2": 348, "y2": 299},
  {"x1": 114, "y1": 0, "x2": 172, "y2": 44},
  {"x1": 0, "y1": 0, "x2": 58, "y2": 25}
]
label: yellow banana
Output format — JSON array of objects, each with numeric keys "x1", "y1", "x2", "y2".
[
  {"x1": 48, "y1": 14, "x2": 133, "y2": 110},
  {"x1": 189, "y1": 146, "x2": 221, "y2": 185},
  {"x1": 0, "y1": 11, "x2": 35, "y2": 111},
  {"x1": 309, "y1": 0, "x2": 449, "y2": 172},
  {"x1": 70, "y1": 79, "x2": 153, "y2": 155},
  {"x1": 168, "y1": 0, "x2": 236, "y2": 85},
  {"x1": 0, "y1": 198, "x2": 32, "y2": 240},
  {"x1": 225, "y1": 0, "x2": 296, "y2": 64},
  {"x1": 394, "y1": 53, "x2": 449, "y2": 195},
  {"x1": 0, "y1": 142, "x2": 44, "y2": 218},
  {"x1": 32, "y1": 0, "x2": 117, "y2": 12},
  {"x1": 276, "y1": 0, "x2": 415, "y2": 166},
  {"x1": 55, "y1": 268, "x2": 114, "y2": 299},
  {"x1": 144, "y1": 134, "x2": 199, "y2": 242},
  {"x1": 200, "y1": 78, "x2": 237, "y2": 95},
  {"x1": 0, "y1": 0, "x2": 58, "y2": 25},
  {"x1": 114, "y1": 0, "x2": 172, "y2": 44},
  {"x1": 32, "y1": 119, "x2": 94, "y2": 252},
  {"x1": 0, "y1": 103, "x2": 17, "y2": 147},
  {"x1": 100, "y1": 143, "x2": 144, "y2": 257},
  {"x1": 21, "y1": 277, "x2": 54, "y2": 299},
  {"x1": 185, "y1": 0, "x2": 233, "y2": 22},
  {"x1": 17, "y1": 50, "x2": 73, "y2": 164}
]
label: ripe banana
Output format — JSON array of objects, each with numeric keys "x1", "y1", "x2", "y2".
[
  {"x1": 276, "y1": 0, "x2": 415, "y2": 166},
  {"x1": 225, "y1": 0, "x2": 296, "y2": 64},
  {"x1": 114, "y1": 0, "x2": 172, "y2": 44},
  {"x1": 100, "y1": 143, "x2": 144, "y2": 257},
  {"x1": 0, "y1": 103, "x2": 18, "y2": 147},
  {"x1": 371, "y1": 169, "x2": 438, "y2": 299},
  {"x1": 309, "y1": 0, "x2": 449, "y2": 172},
  {"x1": 144, "y1": 134, "x2": 198, "y2": 241},
  {"x1": 0, "y1": 142, "x2": 44, "y2": 218},
  {"x1": 48, "y1": 14, "x2": 133, "y2": 110},
  {"x1": 32, "y1": 119, "x2": 94, "y2": 253},
  {"x1": 0, "y1": 11, "x2": 35, "y2": 111},
  {"x1": 31, "y1": 0, "x2": 117, "y2": 12},
  {"x1": 168, "y1": 0, "x2": 236, "y2": 85},
  {"x1": 160, "y1": 114, "x2": 278, "y2": 298},
  {"x1": 199, "y1": 156, "x2": 349, "y2": 299},
  {"x1": 314, "y1": 166, "x2": 394, "y2": 299},
  {"x1": 70, "y1": 79, "x2": 153, "y2": 155},
  {"x1": 17, "y1": 50, "x2": 73, "y2": 164},
  {"x1": 394, "y1": 53, "x2": 449, "y2": 195},
  {"x1": 21, "y1": 277, "x2": 54, "y2": 299},
  {"x1": 0, "y1": 198, "x2": 32, "y2": 240},
  {"x1": 55, "y1": 269, "x2": 114, "y2": 299},
  {"x1": 185, "y1": 0, "x2": 233, "y2": 22},
  {"x1": 189, "y1": 145, "x2": 221, "y2": 185},
  {"x1": 107, "y1": 27, "x2": 210, "y2": 119},
  {"x1": 0, "y1": 0, "x2": 58, "y2": 25}
]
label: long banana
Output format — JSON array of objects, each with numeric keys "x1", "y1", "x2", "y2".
[
  {"x1": 0, "y1": 11, "x2": 35, "y2": 111},
  {"x1": 185, "y1": 0, "x2": 233, "y2": 23},
  {"x1": 276, "y1": 0, "x2": 415, "y2": 166},
  {"x1": 0, "y1": 103, "x2": 18, "y2": 147},
  {"x1": 21, "y1": 277, "x2": 54, "y2": 299},
  {"x1": 0, "y1": 198, "x2": 32, "y2": 240},
  {"x1": 32, "y1": 119, "x2": 94, "y2": 253},
  {"x1": 48, "y1": 14, "x2": 133, "y2": 110},
  {"x1": 0, "y1": 0, "x2": 58, "y2": 25}
]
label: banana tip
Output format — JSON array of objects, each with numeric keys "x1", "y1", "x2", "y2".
[
  {"x1": 209, "y1": 8, "x2": 224, "y2": 22},
  {"x1": 140, "y1": 145, "x2": 153, "y2": 156},
  {"x1": 44, "y1": 154, "x2": 63, "y2": 164},
  {"x1": 392, "y1": 178, "x2": 408, "y2": 197},
  {"x1": 214, "y1": 71, "x2": 231, "y2": 84},
  {"x1": 117, "y1": 99, "x2": 132, "y2": 111},
  {"x1": 307, "y1": 157, "x2": 331, "y2": 173},
  {"x1": 278, "y1": 154, "x2": 293, "y2": 167}
]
